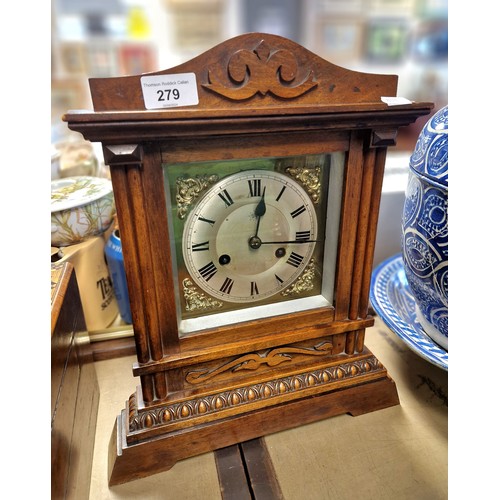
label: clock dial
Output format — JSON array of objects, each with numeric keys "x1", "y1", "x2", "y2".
[{"x1": 182, "y1": 170, "x2": 318, "y2": 303}]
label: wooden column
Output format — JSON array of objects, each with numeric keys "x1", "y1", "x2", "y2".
[
  {"x1": 334, "y1": 130, "x2": 365, "y2": 322},
  {"x1": 358, "y1": 146, "x2": 389, "y2": 318},
  {"x1": 104, "y1": 143, "x2": 179, "y2": 402}
]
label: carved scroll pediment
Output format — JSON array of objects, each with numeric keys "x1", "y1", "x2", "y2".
[
  {"x1": 85, "y1": 33, "x2": 402, "y2": 112},
  {"x1": 202, "y1": 39, "x2": 318, "y2": 101}
]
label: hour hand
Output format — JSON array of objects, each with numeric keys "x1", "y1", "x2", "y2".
[{"x1": 254, "y1": 187, "x2": 267, "y2": 219}]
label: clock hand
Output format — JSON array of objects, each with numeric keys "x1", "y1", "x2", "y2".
[
  {"x1": 253, "y1": 186, "x2": 266, "y2": 238},
  {"x1": 249, "y1": 187, "x2": 267, "y2": 249},
  {"x1": 259, "y1": 239, "x2": 320, "y2": 244}
]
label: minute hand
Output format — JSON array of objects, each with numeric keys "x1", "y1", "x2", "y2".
[{"x1": 259, "y1": 239, "x2": 320, "y2": 244}]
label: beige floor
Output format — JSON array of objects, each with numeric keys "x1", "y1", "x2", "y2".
[
  {"x1": 90, "y1": 317, "x2": 447, "y2": 499},
  {"x1": 266, "y1": 318, "x2": 448, "y2": 500}
]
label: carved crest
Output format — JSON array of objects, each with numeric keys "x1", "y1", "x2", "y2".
[
  {"x1": 85, "y1": 33, "x2": 401, "y2": 112},
  {"x1": 202, "y1": 40, "x2": 318, "y2": 101}
]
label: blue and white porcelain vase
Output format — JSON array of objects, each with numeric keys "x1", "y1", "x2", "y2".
[{"x1": 401, "y1": 105, "x2": 448, "y2": 350}]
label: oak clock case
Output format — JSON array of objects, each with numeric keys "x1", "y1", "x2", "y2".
[
  {"x1": 63, "y1": 32, "x2": 433, "y2": 485},
  {"x1": 164, "y1": 153, "x2": 344, "y2": 334}
]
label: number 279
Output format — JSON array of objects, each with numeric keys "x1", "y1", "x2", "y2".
[{"x1": 157, "y1": 89, "x2": 180, "y2": 101}]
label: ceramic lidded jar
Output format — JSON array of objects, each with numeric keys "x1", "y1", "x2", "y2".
[
  {"x1": 401, "y1": 105, "x2": 448, "y2": 350},
  {"x1": 51, "y1": 176, "x2": 115, "y2": 247}
]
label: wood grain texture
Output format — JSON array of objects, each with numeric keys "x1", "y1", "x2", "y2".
[
  {"x1": 91, "y1": 336, "x2": 136, "y2": 361},
  {"x1": 51, "y1": 263, "x2": 100, "y2": 499},
  {"x1": 87, "y1": 33, "x2": 398, "y2": 113},
  {"x1": 240, "y1": 438, "x2": 284, "y2": 500},
  {"x1": 131, "y1": 317, "x2": 373, "y2": 377},
  {"x1": 108, "y1": 166, "x2": 151, "y2": 364},
  {"x1": 358, "y1": 147, "x2": 389, "y2": 318},
  {"x1": 349, "y1": 147, "x2": 376, "y2": 320},
  {"x1": 215, "y1": 445, "x2": 252, "y2": 500},
  {"x1": 123, "y1": 351, "x2": 390, "y2": 444},
  {"x1": 108, "y1": 374, "x2": 399, "y2": 486},
  {"x1": 62, "y1": 32, "x2": 432, "y2": 486},
  {"x1": 108, "y1": 165, "x2": 155, "y2": 402},
  {"x1": 334, "y1": 131, "x2": 364, "y2": 320}
]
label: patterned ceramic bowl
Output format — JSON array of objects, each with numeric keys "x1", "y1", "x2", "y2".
[
  {"x1": 401, "y1": 105, "x2": 448, "y2": 350},
  {"x1": 51, "y1": 176, "x2": 115, "y2": 247}
]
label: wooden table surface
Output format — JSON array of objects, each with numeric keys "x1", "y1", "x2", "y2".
[{"x1": 89, "y1": 316, "x2": 447, "y2": 499}]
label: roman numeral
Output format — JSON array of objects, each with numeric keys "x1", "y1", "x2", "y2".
[
  {"x1": 290, "y1": 205, "x2": 306, "y2": 218},
  {"x1": 295, "y1": 230, "x2": 311, "y2": 241},
  {"x1": 286, "y1": 252, "x2": 304, "y2": 268},
  {"x1": 191, "y1": 241, "x2": 209, "y2": 252},
  {"x1": 275, "y1": 185, "x2": 286, "y2": 202},
  {"x1": 250, "y1": 281, "x2": 259, "y2": 295},
  {"x1": 248, "y1": 179, "x2": 262, "y2": 197},
  {"x1": 275, "y1": 274, "x2": 284, "y2": 284},
  {"x1": 198, "y1": 216, "x2": 215, "y2": 226},
  {"x1": 220, "y1": 277, "x2": 234, "y2": 294},
  {"x1": 198, "y1": 261, "x2": 218, "y2": 281},
  {"x1": 218, "y1": 189, "x2": 234, "y2": 207}
]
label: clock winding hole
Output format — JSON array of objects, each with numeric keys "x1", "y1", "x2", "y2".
[
  {"x1": 219, "y1": 254, "x2": 231, "y2": 265},
  {"x1": 275, "y1": 248, "x2": 286, "y2": 258}
]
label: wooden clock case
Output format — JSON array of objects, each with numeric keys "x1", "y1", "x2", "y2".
[{"x1": 64, "y1": 33, "x2": 433, "y2": 485}]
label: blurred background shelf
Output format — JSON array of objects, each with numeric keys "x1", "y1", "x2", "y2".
[{"x1": 51, "y1": 0, "x2": 447, "y2": 130}]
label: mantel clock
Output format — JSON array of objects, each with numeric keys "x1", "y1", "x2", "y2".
[{"x1": 64, "y1": 33, "x2": 433, "y2": 485}]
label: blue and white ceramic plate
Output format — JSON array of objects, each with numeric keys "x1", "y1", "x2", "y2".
[{"x1": 370, "y1": 254, "x2": 448, "y2": 371}]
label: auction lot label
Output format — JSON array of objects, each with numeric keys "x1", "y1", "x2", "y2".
[{"x1": 141, "y1": 73, "x2": 199, "y2": 109}]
